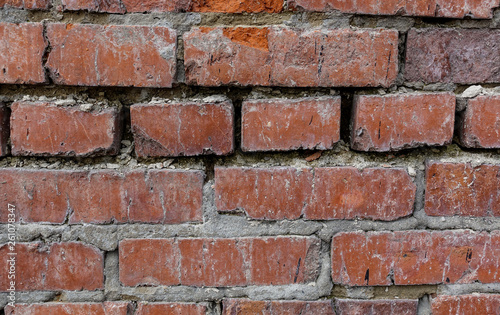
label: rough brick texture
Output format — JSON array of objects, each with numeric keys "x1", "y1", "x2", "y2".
[
  {"x1": 5, "y1": 303, "x2": 129, "y2": 315},
  {"x1": 0, "y1": 104, "x2": 9, "y2": 156},
  {"x1": 334, "y1": 299, "x2": 418, "y2": 315},
  {"x1": 0, "y1": 242, "x2": 103, "y2": 291},
  {"x1": 184, "y1": 27, "x2": 398, "y2": 87},
  {"x1": 0, "y1": 169, "x2": 203, "y2": 224},
  {"x1": 0, "y1": 23, "x2": 46, "y2": 84},
  {"x1": 10, "y1": 101, "x2": 122, "y2": 157},
  {"x1": 459, "y1": 95, "x2": 500, "y2": 148},
  {"x1": 351, "y1": 93, "x2": 455, "y2": 151},
  {"x1": 331, "y1": 230, "x2": 500, "y2": 286},
  {"x1": 431, "y1": 295, "x2": 500, "y2": 315},
  {"x1": 242, "y1": 97, "x2": 341, "y2": 151},
  {"x1": 289, "y1": 0, "x2": 500, "y2": 19},
  {"x1": 61, "y1": 0, "x2": 283, "y2": 13},
  {"x1": 131, "y1": 101, "x2": 234, "y2": 157},
  {"x1": 215, "y1": 167, "x2": 415, "y2": 221},
  {"x1": 135, "y1": 303, "x2": 207, "y2": 315},
  {"x1": 405, "y1": 29, "x2": 500, "y2": 84},
  {"x1": 0, "y1": 0, "x2": 49, "y2": 9},
  {"x1": 46, "y1": 24, "x2": 177, "y2": 87},
  {"x1": 222, "y1": 299, "x2": 335, "y2": 314},
  {"x1": 425, "y1": 162, "x2": 500, "y2": 217},
  {"x1": 119, "y1": 237, "x2": 320, "y2": 286}
]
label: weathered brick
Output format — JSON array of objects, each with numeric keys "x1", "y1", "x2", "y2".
[
  {"x1": 425, "y1": 162, "x2": 500, "y2": 217},
  {"x1": 459, "y1": 95, "x2": 500, "y2": 148},
  {"x1": 431, "y1": 295, "x2": 500, "y2": 315},
  {"x1": 131, "y1": 101, "x2": 234, "y2": 157},
  {"x1": 136, "y1": 303, "x2": 207, "y2": 315},
  {"x1": 0, "y1": 104, "x2": 10, "y2": 156},
  {"x1": 10, "y1": 101, "x2": 122, "y2": 157},
  {"x1": 0, "y1": 169, "x2": 204, "y2": 224},
  {"x1": 405, "y1": 29, "x2": 500, "y2": 84},
  {"x1": 5, "y1": 302, "x2": 129, "y2": 314},
  {"x1": 304, "y1": 167, "x2": 416, "y2": 220},
  {"x1": 60, "y1": 0, "x2": 283, "y2": 13},
  {"x1": 46, "y1": 24, "x2": 177, "y2": 87},
  {"x1": 184, "y1": 27, "x2": 398, "y2": 87},
  {"x1": 0, "y1": 23, "x2": 46, "y2": 84},
  {"x1": 288, "y1": 0, "x2": 500, "y2": 19},
  {"x1": 331, "y1": 230, "x2": 500, "y2": 286},
  {"x1": 215, "y1": 167, "x2": 415, "y2": 221},
  {"x1": 0, "y1": 242, "x2": 103, "y2": 291},
  {"x1": 351, "y1": 93, "x2": 455, "y2": 152},
  {"x1": 242, "y1": 97, "x2": 341, "y2": 151},
  {"x1": 335, "y1": 299, "x2": 418, "y2": 315},
  {"x1": 119, "y1": 237, "x2": 320, "y2": 287},
  {"x1": 0, "y1": 0, "x2": 50, "y2": 9},
  {"x1": 222, "y1": 299, "x2": 335, "y2": 314}
]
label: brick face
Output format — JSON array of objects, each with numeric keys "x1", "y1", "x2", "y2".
[
  {"x1": 242, "y1": 97, "x2": 341, "y2": 151},
  {"x1": 5, "y1": 303, "x2": 130, "y2": 315},
  {"x1": 131, "y1": 101, "x2": 234, "y2": 157},
  {"x1": 215, "y1": 167, "x2": 415, "y2": 221},
  {"x1": 119, "y1": 237, "x2": 320, "y2": 286},
  {"x1": 0, "y1": 0, "x2": 50, "y2": 9},
  {"x1": 288, "y1": 0, "x2": 500, "y2": 18},
  {"x1": 184, "y1": 27, "x2": 398, "y2": 87},
  {"x1": 46, "y1": 24, "x2": 177, "y2": 87},
  {"x1": 431, "y1": 295, "x2": 500, "y2": 315},
  {"x1": 0, "y1": 243, "x2": 103, "y2": 291},
  {"x1": 0, "y1": 169, "x2": 204, "y2": 224},
  {"x1": 351, "y1": 93, "x2": 455, "y2": 151},
  {"x1": 10, "y1": 101, "x2": 122, "y2": 157},
  {"x1": 222, "y1": 300, "x2": 335, "y2": 314},
  {"x1": 459, "y1": 95, "x2": 500, "y2": 148},
  {"x1": 425, "y1": 162, "x2": 500, "y2": 217},
  {"x1": 0, "y1": 23, "x2": 46, "y2": 84},
  {"x1": 405, "y1": 29, "x2": 500, "y2": 84},
  {"x1": 61, "y1": 0, "x2": 283, "y2": 12},
  {"x1": 331, "y1": 230, "x2": 500, "y2": 286},
  {"x1": 334, "y1": 299, "x2": 418, "y2": 315},
  {"x1": 135, "y1": 303, "x2": 207, "y2": 315}
]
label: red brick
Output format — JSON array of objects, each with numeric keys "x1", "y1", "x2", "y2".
[
  {"x1": 136, "y1": 303, "x2": 207, "y2": 315},
  {"x1": 288, "y1": 0, "x2": 500, "y2": 19},
  {"x1": 60, "y1": 0, "x2": 283, "y2": 13},
  {"x1": 351, "y1": 93, "x2": 455, "y2": 151},
  {"x1": 335, "y1": 299, "x2": 418, "y2": 315},
  {"x1": 119, "y1": 237, "x2": 320, "y2": 286},
  {"x1": 0, "y1": 23, "x2": 46, "y2": 84},
  {"x1": 0, "y1": 169, "x2": 203, "y2": 224},
  {"x1": 424, "y1": 162, "x2": 500, "y2": 217},
  {"x1": 222, "y1": 299, "x2": 335, "y2": 314},
  {"x1": 431, "y1": 295, "x2": 500, "y2": 315},
  {"x1": 0, "y1": 242, "x2": 103, "y2": 291},
  {"x1": 46, "y1": 24, "x2": 177, "y2": 87},
  {"x1": 304, "y1": 167, "x2": 416, "y2": 220},
  {"x1": 0, "y1": 104, "x2": 9, "y2": 156},
  {"x1": 131, "y1": 101, "x2": 234, "y2": 157},
  {"x1": 215, "y1": 167, "x2": 415, "y2": 221},
  {"x1": 184, "y1": 27, "x2": 398, "y2": 87},
  {"x1": 242, "y1": 97, "x2": 341, "y2": 151},
  {"x1": 0, "y1": 0, "x2": 49, "y2": 9},
  {"x1": 5, "y1": 302, "x2": 129, "y2": 315},
  {"x1": 459, "y1": 95, "x2": 500, "y2": 148},
  {"x1": 10, "y1": 101, "x2": 122, "y2": 157},
  {"x1": 405, "y1": 29, "x2": 500, "y2": 84},
  {"x1": 215, "y1": 167, "x2": 314, "y2": 220},
  {"x1": 331, "y1": 230, "x2": 500, "y2": 286}
]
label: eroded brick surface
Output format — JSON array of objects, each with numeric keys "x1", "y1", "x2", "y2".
[
  {"x1": 5, "y1": 302, "x2": 130, "y2": 315},
  {"x1": 331, "y1": 230, "x2": 500, "y2": 286},
  {"x1": 184, "y1": 27, "x2": 398, "y2": 87},
  {"x1": 459, "y1": 95, "x2": 500, "y2": 148},
  {"x1": 222, "y1": 299, "x2": 335, "y2": 314},
  {"x1": 431, "y1": 295, "x2": 500, "y2": 315},
  {"x1": 335, "y1": 299, "x2": 418, "y2": 315}
]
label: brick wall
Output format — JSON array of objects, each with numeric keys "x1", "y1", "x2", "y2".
[{"x1": 1, "y1": 0, "x2": 500, "y2": 314}]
